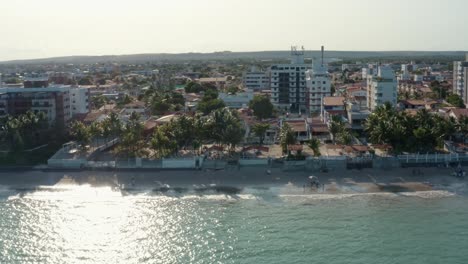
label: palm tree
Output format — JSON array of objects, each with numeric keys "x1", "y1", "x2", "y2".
[
  {"x1": 329, "y1": 115, "x2": 345, "y2": 144},
  {"x1": 252, "y1": 123, "x2": 270, "y2": 145},
  {"x1": 69, "y1": 121, "x2": 91, "y2": 150},
  {"x1": 307, "y1": 138, "x2": 321, "y2": 157},
  {"x1": 279, "y1": 122, "x2": 296, "y2": 154}
]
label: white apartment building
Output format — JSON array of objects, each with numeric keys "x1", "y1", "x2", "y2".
[
  {"x1": 367, "y1": 65, "x2": 397, "y2": 111},
  {"x1": 453, "y1": 54, "x2": 468, "y2": 106},
  {"x1": 306, "y1": 60, "x2": 331, "y2": 113},
  {"x1": 70, "y1": 87, "x2": 90, "y2": 115},
  {"x1": 269, "y1": 47, "x2": 311, "y2": 113},
  {"x1": 0, "y1": 85, "x2": 89, "y2": 126},
  {"x1": 242, "y1": 66, "x2": 269, "y2": 91}
]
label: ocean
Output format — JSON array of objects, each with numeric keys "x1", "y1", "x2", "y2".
[{"x1": 1, "y1": 184, "x2": 468, "y2": 263}]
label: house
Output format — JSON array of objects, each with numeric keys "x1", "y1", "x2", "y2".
[
  {"x1": 120, "y1": 101, "x2": 147, "y2": 115},
  {"x1": 282, "y1": 118, "x2": 310, "y2": 142},
  {"x1": 448, "y1": 108, "x2": 468, "y2": 121},
  {"x1": 309, "y1": 117, "x2": 330, "y2": 141},
  {"x1": 322, "y1": 96, "x2": 346, "y2": 124},
  {"x1": 400, "y1": 99, "x2": 439, "y2": 110}
]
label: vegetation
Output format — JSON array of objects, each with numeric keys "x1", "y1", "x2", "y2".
[
  {"x1": 307, "y1": 138, "x2": 321, "y2": 157},
  {"x1": 197, "y1": 90, "x2": 226, "y2": 115},
  {"x1": 249, "y1": 95, "x2": 274, "y2": 120},
  {"x1": 447, "y1": 94, "x2": 465, "y2": 108},
  {"x1": 279, "y1": 123, "x2": 296, "y2": 154},
  {"x1": 0, "y1": 111, "x2": 49, "y2": 151},
  {"x1": 329, "y1": 115, "x2": 352, "y2": 145},
  {"x1": 365, "y1": 102, "x2": 467, "y2": 153},
  {"x1": 91, "y1": 95, "x2": 109, "y2": 109},
  {"x1": 252, "y1": 123, "x2": 270, "y2": 145}
]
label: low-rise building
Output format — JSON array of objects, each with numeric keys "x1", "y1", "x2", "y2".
[{"x1": 218, "y1": 90, "x2": 254, "y2": 109}]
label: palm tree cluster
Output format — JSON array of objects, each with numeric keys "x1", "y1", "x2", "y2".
[
  {"x1": 150, "y1": 108, "x2": 245, "y2": 157},
  {"x1": 142, "y1": 85, "x2": 185, "y2": 115},
  {"x1": 365, "y1": 102, "x2": 468, "y2": 153},
  {"x1": 0, "y1": 111, "x2": 49, "y2": 151},
  {"x1": 70, "y1": 108, "x2": 245, "y2": 158}
]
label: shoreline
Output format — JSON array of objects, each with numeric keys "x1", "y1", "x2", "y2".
[{"x1": 0, "y1": 166, "x2": 465, "y2": 196}]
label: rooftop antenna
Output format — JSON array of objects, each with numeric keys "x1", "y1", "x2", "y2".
[{"x1": 321, "y1": 45, "x2": 324, "y2": 66}]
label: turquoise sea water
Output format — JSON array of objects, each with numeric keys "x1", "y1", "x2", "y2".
[{"x1": 1, "y1": 185, "x2": 468, "y2": 263}]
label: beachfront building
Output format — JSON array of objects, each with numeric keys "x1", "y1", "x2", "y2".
[
  {"x1": 0, "y1": 79, "x2": 90, "y2": 126},
  {"x1": 453, "y1": 53, "x2": 468, "y2": 106},
  {"x1": 367, "y1": 65, "x2": 397, "y2": 111},
  {"x1": 269, "y1": 47, "x2": 311, "y2": 113},
  {"x1": 0, "y1": 86, "x2": 73, "y2": 125},
  {"x1": 306, "y1": 58, "x2": 332, "y2": 114},
  {"x1": 243, "y1": 66, "x2": 269, "y2": 91}
]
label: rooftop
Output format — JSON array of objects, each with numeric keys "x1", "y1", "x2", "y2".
[{"x1": 323, "y1": 96, "x2": 345, "y2": 106}]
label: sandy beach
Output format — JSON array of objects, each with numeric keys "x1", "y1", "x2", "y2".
[{"x1": 0, "y1": 166, "x2": 465, "y2": 195}]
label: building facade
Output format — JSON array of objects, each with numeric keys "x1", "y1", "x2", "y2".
[
  {"x1": 70, "y1": 87, "x2": 90, "y2": 115},
  {"x1": 306, "y1": 60, "x2": 331, "y2": 113},
  {"x1": 269, "y1": 47, "x2": 311, "y2": 112},
  {"x1": 453, "y1": 54, "x2": 468, "y2": 106},
  {"x1": 0, "y1": 85, "x2": 89, "y2": 127},
  {"x1": 367, "y1": 65, "x2": 397, "y2": 111},
  {"x1": 242, "y1": 66, "x2": 269, "y2": 91}
]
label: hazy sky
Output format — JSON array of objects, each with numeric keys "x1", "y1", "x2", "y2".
[{"x1": 1, "y1": 0, "x2": 467, "y2": 61}]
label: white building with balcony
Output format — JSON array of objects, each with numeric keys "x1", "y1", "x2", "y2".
[
  {"x1": 306, "y1": 60, "x2": 331, "y2": 113},
  {"x1": 71, "y1": 87, "x2": 90, "y2": 115},
  {"x1": 269, "y1": 47, "x2": 311, "y2": 113},
  {"x1": 453, "y1": 54, "x2": 468, "y2": 106},
  {"x1": 367, "y1": 66, "x2": 397, "y2": 111},
  {"x1": 242, "y1": 66, "x2": 269, "y2": 91}
]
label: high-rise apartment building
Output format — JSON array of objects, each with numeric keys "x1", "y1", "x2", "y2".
[
  {"x1": 367, "y1": 65, "x2": 397, "y2": 111},
  {"x1": 453, "y1": 54, "x2": 468, "y2": 106},
  {"x1": 269, "y1": 47, "x2": 311, "y2": 112},
  {"x1": 306, "y1": 46, "x2": 331, "y2": 113}
]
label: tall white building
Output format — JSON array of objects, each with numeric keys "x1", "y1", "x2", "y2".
[
  {"x1": 242, "y1": 66, "x2": 269, "y2": 91},
  {"x1": 367, "y1": 65, "x2": 397, "y2": 111},
  {"x1": 306, "y1": 52, "x2": 331, "y2": 113},
  {"x1": 453, "y1": 54, "x2": 468, "y2": 106},
  {"x1": 269, "y1": 47, "x2": 311, "y2": 112},
  {"x1": 70, "y1": 87, "x2": 90, "y2": 115}
]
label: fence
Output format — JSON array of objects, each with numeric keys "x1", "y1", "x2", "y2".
[{"x1": 398, "y1": 153, "x2": 468, "y2": 166}]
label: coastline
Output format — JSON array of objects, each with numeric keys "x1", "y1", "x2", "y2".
[{"x1": 0, "y1": 166, "x2": 465, "y2": 196}]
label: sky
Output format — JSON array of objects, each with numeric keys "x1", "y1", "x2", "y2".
[{"x1": 1, "y1": 0, "x2": 467, "y2": 61}]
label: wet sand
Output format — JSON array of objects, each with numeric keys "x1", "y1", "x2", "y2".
[{"x1": 0, "y1": 166, "x2": 465, "y2": 194}]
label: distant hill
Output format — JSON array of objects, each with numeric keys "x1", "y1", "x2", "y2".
[{"x1": 1, "y1": 50, "x2": 466, "y2": 65}]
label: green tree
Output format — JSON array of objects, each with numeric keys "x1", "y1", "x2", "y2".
[
  {"x1": 70, "y1": 121, "x2": 91, "y2": 150},
  {"x1": 118, "y1": 112, "x2": 145, "y2": 157},
  {"x1": 447, "y1": 94, "x2": 465, "y2": 108},
  {"x1": 197, "y1": 98, "x2": 225, "y2": 115},
  {"x1": 329, "y1": 115, "x2": 345, "y2": 144},
  {"x1": 252, "y1": 123, "x2": 270, "y2": 145},
  {"x1": 150, "y1": 125, "x2": 177, "y2": 158},
  {"x1": 307, "y1": 138, "x2": 321, "y2": 157},
  {"x1": 248, "y1": 95, "x2": 274, "y2": 120},
  {"x1": 279, "y1": 122, "x2": 296, "y2": 154}
]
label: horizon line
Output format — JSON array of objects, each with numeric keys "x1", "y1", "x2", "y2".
[{"x1": 1, "y1": 49, "x2": 467, "y2": 63}]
